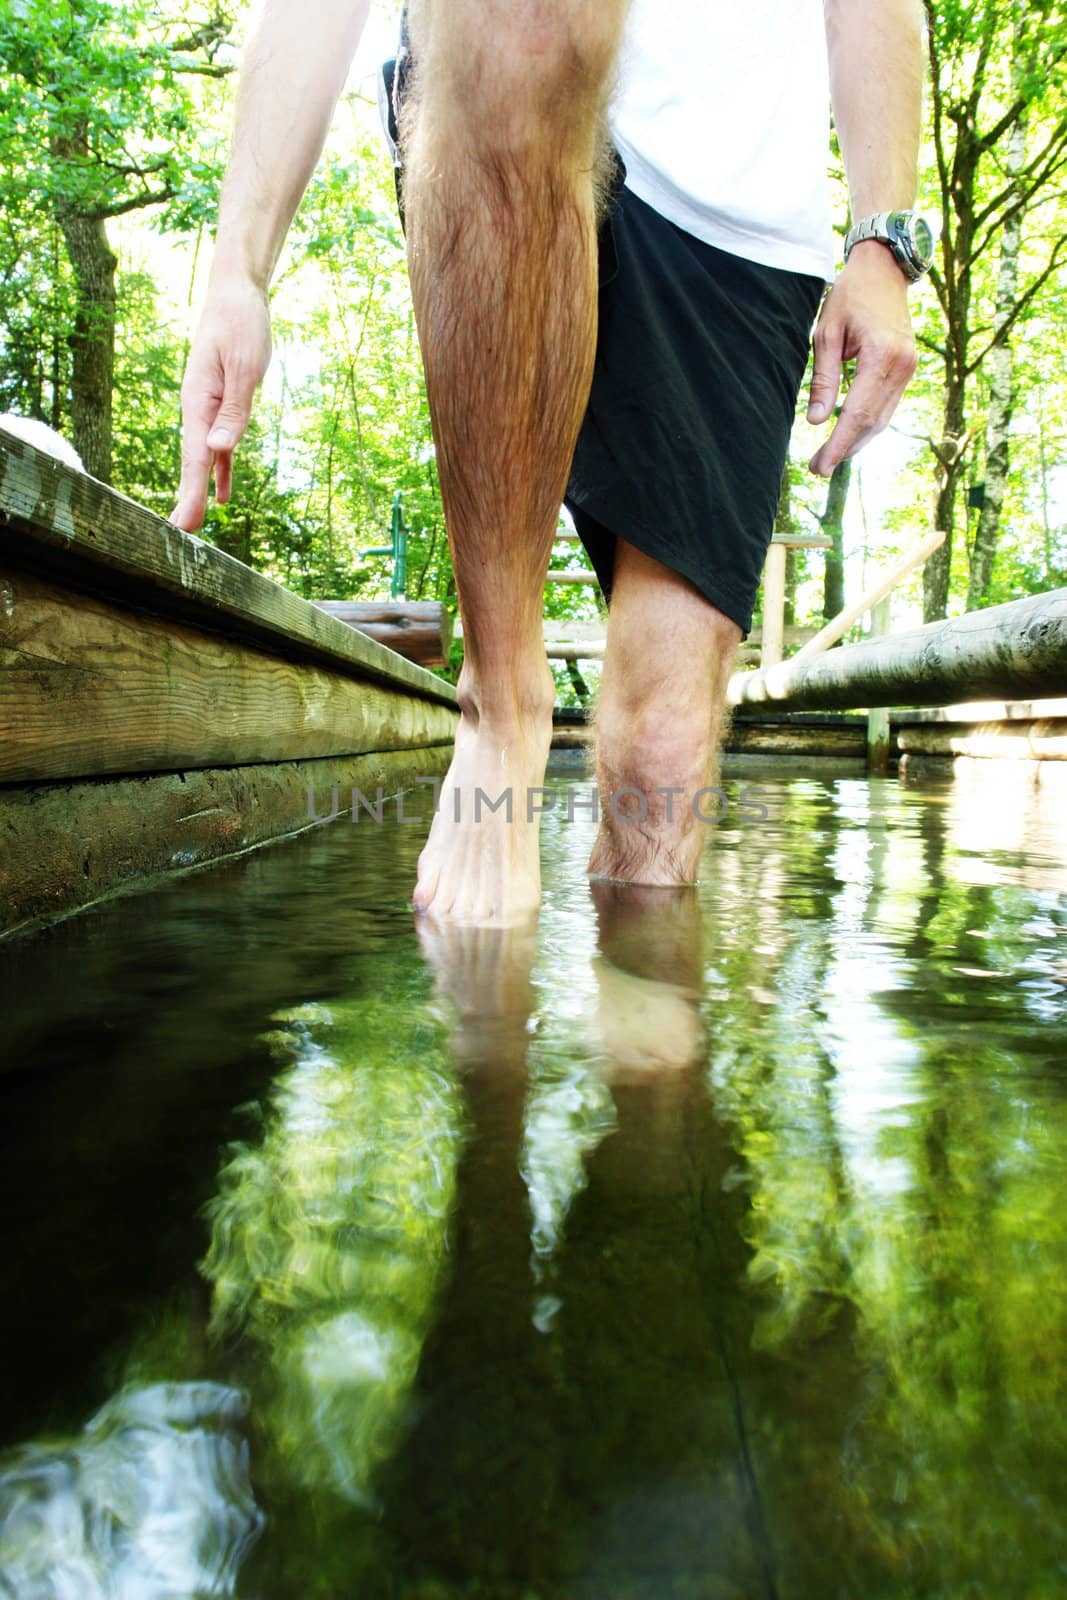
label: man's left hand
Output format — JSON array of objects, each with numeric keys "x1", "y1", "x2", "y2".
[{"x1": 806, "y1": 241, "x2": 917, "y2": 478}]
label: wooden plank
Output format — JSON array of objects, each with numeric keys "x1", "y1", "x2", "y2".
[
  {"x1": 0, "y1": 427, "x2": 456, "y2": 708},
  {"x1": 314, "y1": 600, "x2": 453, "y2": 668},
  {"x1": 729, "y1": 589, "x2": 1067, "y2": 712},
  {"x1": 544, "y1": 569, "x2": 598, "y2": 584},
  {"x1": 0, "y1": 745, "x2": 452, "y2": 940},
  {"x1": 0, "y1": 566, "x2": 457, "y2": 784}
]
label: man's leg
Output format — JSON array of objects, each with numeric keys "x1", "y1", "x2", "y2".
[
  {"x1": 588, "y1": 540, "x2": 741, "y2": 885},
  {"x1": 401, "y1": 0, "x2": 627, "y2": 924}
]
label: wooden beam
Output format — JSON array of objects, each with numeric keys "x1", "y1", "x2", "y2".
[
  {"x1": 0, "y1": 566, "x2": 456, "y2": 784},
  {"x1": 0, "y1": 427, "x2": 456, "y2": 707},
  {"x1": 546, "y1": 641, "x2": 606, "y2": 660},
  {"x1": 892, "y1": 696, "x2": 1067, "y2": 724},
  {"x1": 729, "y1": 589, "x2": 1067, "y2": 711},
  {"x1": 760, "y1": 541, "x2": 788, "y2": 668},
  {"x1": 725, "y1": 721, "x2": 867, "y2": 758},
  {"x1": 314, "y1": 600, "x2": 452, "y2": 668},
  {"x1": 0, "y1": 746, "x2": 452, "y2": 939},
  {"x1": 544, "y1": 569, "x2": 599, "y2": 584},
  {"x1": 866, "y1": 594, "x2": 892, "y2": 772},
  {"x1": 896, "y1": 720, "x2": 1067, "y2": 760},
  {"x1": 769, "y1": 533, "x2": 834, "y2": 549}
]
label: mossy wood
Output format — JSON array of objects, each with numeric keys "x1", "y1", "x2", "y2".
[{"x1": 0, "y1": 747, "x2": 452, "y2": 939}]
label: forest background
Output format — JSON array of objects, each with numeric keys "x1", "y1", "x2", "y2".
[{"x1": 1, "y1": 0, "x2": 1065, "y2": 700}]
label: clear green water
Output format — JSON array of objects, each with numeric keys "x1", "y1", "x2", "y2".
[{"x1": 1, "y1": 761, "x2": 1066, "y2": 1599}]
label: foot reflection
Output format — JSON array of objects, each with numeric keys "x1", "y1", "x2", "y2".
[{"x1": 591, "y1": 881, "x2": 705, "y2": 1076}]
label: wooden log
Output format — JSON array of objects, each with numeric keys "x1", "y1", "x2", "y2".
[
  {"x1": 546, "y1": 641, "x2": 606, "y2": 660},
  {"x1": 892, "y1": 696, "x2": 1067, "y2": 724},
  {"x1": 0, "y1": 427, "x2": 456, "y2": 707},
  {"x1": 314, "y1": 600, "x2": 452, "y2": 669},
  {"x1": 769, "y1": 532, "x2": 834, "y2": 550},
  {"x1": 896, "y1": 719, "x2": 1067, "y2": 760},
  {"x1": 544, "y1": 569, "x2": 599, "y2": 584},
  {"x1": 724, "y1": 721, "x2": 867, "y2": 758},
  {"x1": 0, "y1": 745, "x2": 452, "y2": 939},
  {"x1": 0, "y1": 566, "x2": 456, "y2": 784},
  {"x1": 792, "y1": 528, "x2": 945, "y2": 661},
  {"x1": 728, "y1": 589, "x2": 1067, "y2": 712}
]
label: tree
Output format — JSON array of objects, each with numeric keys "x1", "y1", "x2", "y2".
[
  {"x1": 0, "y1": 0, "x2": 234, "y2": 480},
  {"x1": 920, "y1": 0, "x2": 1067, "y2": 619}
]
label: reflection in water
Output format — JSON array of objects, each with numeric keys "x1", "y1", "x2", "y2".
[
  {"x1": 3, "y1": 766, "x2": 1067, "y2": 1596},
  {"x1": 699, "y1": 774, "x2": 1067, "y2": 1594},
  {"x1": 202, "y1": 992, "x2": 464, "y2": 1511},
  {"x1": 0, "y1": 1383, "x2": 261, "y2": 1599}
]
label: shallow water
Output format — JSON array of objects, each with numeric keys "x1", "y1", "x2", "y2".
[{"x1": 1, "y1": 760, "x2": 1066, "y2": 1599}]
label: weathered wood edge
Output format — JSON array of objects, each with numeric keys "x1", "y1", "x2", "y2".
[
  {"x1": 0, "y1": 745, "x2": 452, "y2": 941},
  {"x1": 729, "y1": 589, "x2": 1067, "y2": 711},
  {"x1": 1, "y1": 564, "x2": 456, "y2": 784},
  {"x1": 0, "y1": 430, "x2": 458, "y2": 708}
]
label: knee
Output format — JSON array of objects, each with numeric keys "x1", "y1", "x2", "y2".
[{"x1": 410, "y1": 0, "x2": 623, "y2": 154}]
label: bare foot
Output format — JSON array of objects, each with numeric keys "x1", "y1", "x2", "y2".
[{"x1": 414, "y1": 679, "x2": 554, "y2": 926}]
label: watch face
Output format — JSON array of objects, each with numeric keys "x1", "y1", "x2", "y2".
[{"x1": 911, "y1": 214, "x2": 935, "y2": 267}]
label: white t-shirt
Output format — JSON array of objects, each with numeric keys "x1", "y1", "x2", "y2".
[{"x1": 611, "y1": 0, "x2": 837, "y2": 282}]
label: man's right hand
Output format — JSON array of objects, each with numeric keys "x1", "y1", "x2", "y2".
[{"x1": 170, "y1": 279, "x2": 272, "y2": 532}]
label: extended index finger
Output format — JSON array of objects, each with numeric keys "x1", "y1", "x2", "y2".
[
  {"x1": 808, "y1": 350, "x2": 888, "y2": 479},
  {"x1": 170, "y1": 370, "x2": 221, "y2": 532}
]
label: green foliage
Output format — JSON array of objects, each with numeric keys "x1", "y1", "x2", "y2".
[{"x1": 0, "y1": 0, "x2": 231, "y2": 231}]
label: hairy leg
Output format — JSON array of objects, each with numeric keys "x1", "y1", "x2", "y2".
[
  {"x1": 402, "y1": 0, "x2": 627, "y2": 924},
  {"x1": 588, "y1": 540, "x2": 741, "y2": 885}
]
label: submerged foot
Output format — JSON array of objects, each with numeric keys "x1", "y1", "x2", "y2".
[{"x1": 413, "y1": 678, "x2": 554, "y2": 926}]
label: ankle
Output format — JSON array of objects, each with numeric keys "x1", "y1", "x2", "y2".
[{"x1": 457, "y1": 663, "x2": 556, "y2": 734}]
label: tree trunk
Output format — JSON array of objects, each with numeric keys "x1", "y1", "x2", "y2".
[
  {"x1": 925, "y1": 382, "x2": 966, "y2": 622},
  {"x1": 967, "y1": 81, "x2": 1028, "y2": 608},
  {"x1": 820, "y1": 455, "x2": 850, "y2": 621},
  {"x1": 57, "y1": 207, "x2": 116, "y2": 482}
]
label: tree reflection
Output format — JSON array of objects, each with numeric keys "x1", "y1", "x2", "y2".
[
  {"x1": 0, "y1": 1383, "x2": 261, "y2": 1599},
  {"x1": 700, "y1": 773, "x2": 1067, "y2": 1594},
  {"x1": 202, "y1": 988, "x2": 464, "y2": 1518}
]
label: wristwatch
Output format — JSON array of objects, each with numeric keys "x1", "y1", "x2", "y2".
[{"x1": 844, "y1": 211, "x2": 936, "y2": 283}]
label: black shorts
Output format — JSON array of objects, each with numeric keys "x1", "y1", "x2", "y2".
[
  {"x1": 381, "y1": 51, "x2": 824, "y2": 639},
  {"x1": 566, "y1": 185, "x2": 825, "y2": 638}
]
